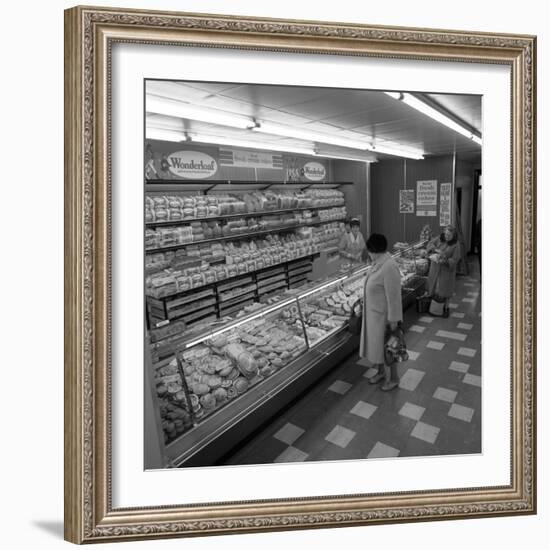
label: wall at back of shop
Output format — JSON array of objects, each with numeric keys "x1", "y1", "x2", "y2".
[
  {"x1": 370, "y1": 154, "x2": 479, "y2": 248},
  {"x1": 333, "y1": 159, "x2": 369, "y2": 238}
]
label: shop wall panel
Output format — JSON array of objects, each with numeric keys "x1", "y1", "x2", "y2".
[
  {"x1": 371, "y1": 155, "x2": 455, "y2": 247},
  {"x1": 370, "y1": 159, "x2": 405, "y2": 247},
  {"x1": 455, "y1": 158, "x2": 478, "y2": 251},
  {"x1": 333, "y1": 159, "x2": 369, "y2": 238}
]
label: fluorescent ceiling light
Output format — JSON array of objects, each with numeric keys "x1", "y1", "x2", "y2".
[
  {"x1": 146, "y1": 94, "x2": 254, "y2": 129},
  {"x1": 385, "y1": 91, "x2": 482, "y2": 145},
  {"x1": 384, "y1": 91, "x2": 402, "y2": 100},
  {"x1": 147, "y1": 126, "x2": 314, "y2": 155},
  {"x1": 253, "y1": 121, "x2": 369, "y2": 150},
  {"x1": 314, "y1": 150, "x2": 374, "y2": 163},
  {"x1": 471, "y1": 135, "x2": 482, "y2": 146},
  {"x1": 369, "y1": 143, "x2": 425, "y2": 160},
  {"x1": 146, "y1": 127, "x2": 186, "y2": 142},
  {"x1": 189, "y1": 134, "x2": 314, "y2": 156},
  {"x1": 256, "y1": 121, "x2": 424, "y2": 159}
]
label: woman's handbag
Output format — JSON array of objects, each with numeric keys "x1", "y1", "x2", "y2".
[
  {"x1": 429, "y1": 295, "x2": 447, "y2": 317},
  {"x1": 416, "y1": 295, "x2": 431, "y2": 313},
  {"x1": 384, "y1": 322, "x2": 409, "y2": 364},
  {"x1": 348, "y1": 298, "x2": 363, "y2": 335}
]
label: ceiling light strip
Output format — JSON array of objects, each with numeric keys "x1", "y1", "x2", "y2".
[
  {"x1": 385, "y1": 91, "x2": 482, "y2": 145},
  {"x1": 146, "y1": 94, "x2": 253, "y2": 129}
]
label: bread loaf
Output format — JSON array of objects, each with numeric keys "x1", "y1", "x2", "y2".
[
  {"x1": 212, "y1": 387, "x2": 228, "y2": 404},
  {"x1": 234, "y1": 377, "x2": 249, "y2": 394},
  {"x1": 236, "y1": 352, "x2": 259, "y2": 378}
]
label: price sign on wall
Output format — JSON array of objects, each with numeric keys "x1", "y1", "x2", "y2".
[
  {"x1": 416, "y1": 179, "x2": 437, "y2": 216},
  {"x1": 399, "y1": 189, "x2": 415, "y2": 213},
  {"x1": 439, "y1": 183, "x2": 452, "y2": 226}
]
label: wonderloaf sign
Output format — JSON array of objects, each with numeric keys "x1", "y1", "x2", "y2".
[
  {"x1": 302, "y1": 161, "x2": 326, "y2": 181},
  {"x1": 167, "y1": 151, "x2": 218, "y2": 179}
]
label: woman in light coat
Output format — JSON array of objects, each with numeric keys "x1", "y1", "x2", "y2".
[
  {"x1": 426, "y1": 225, "x2": 461, "y2": 316},
  {"x1": 359, "y1": 233, "x2": 403, "y2": 391}
]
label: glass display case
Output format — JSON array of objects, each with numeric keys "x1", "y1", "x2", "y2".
[
  {"x1": 152, "y1": 297, "x2": 310, "y2": 445},
  {"x1": 146, "y1": 240, "x2": 429, "y2": 465},
  {"x1": 297, "y1": 268, "x2": 366, "y2": 347}
]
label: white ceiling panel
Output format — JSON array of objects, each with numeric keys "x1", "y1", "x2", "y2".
[
  {"x1": 174, "y1": 81, "x2": 242, "y2": 95},
  {"x1": 426, "y1": 93, "x2": 482, "y2": 131},
  {"x1": 146, "y1": 80, "x2": 482, "y2": 161},
  {"x1": 218, "y1": 84, "x2": 330, "y2": 110}
]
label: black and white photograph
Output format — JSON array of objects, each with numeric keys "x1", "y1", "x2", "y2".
[{"x1": 144, "y1": 80, "x2": 483, "y2": 469}]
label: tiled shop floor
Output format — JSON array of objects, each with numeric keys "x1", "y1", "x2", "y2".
[{"x1": 222, "y1": 262, "x2": 481, "y2": 466}]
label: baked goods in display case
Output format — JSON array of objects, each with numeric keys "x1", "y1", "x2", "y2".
[
  {"x1": 297, "y1": 269, "x2": 365, "y2": 345},
  {"x1": 393, "y1": 241, "x2": 430, "y2": 278},
  {"x1": 152, "y1": 301, "x2": 309, "y2": 442}
]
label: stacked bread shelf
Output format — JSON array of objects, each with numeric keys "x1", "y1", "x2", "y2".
[
  {"x1": 146, "y1": 254, "x2": 319, "y2": 327},
  {"x1": 287, "y1": 257, "x2": 314, "y2": 288},
  {"x1": 145, "y1": 217, "x2": 347, "y2": 254},
  {"x1": 145, "y1": 180, "x2": 351, "y2": 328}
]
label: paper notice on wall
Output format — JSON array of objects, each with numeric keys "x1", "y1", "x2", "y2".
[
  {"x1": 416, "y1": 180, "x2": 437, "y2": 216},
  {"x1": 399, "y1": 189, "x2": 415, "y2": 213},
  {"x1": 439, "y1": 182, "x2": 452, "y2": 226}
]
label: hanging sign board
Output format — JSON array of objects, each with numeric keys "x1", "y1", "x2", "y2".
[
  {"x1": 399, "y1": 189, "x2": 415, "y2": 213},
  {"x1": 439, "y1": 182, "x2": 452, "y2": 226},
  {"x1": 302, "y1": 161, "x2": 327, "y2": 181},
  {"x1": 416, "y1": 179, "x2": 437, "y2": 216},
  {"x1": 166, "y1": 150, "x2": 218, "y2": 179},
  {"x1": 219, "y1": 148, "x2": 283, "y2": 169}
]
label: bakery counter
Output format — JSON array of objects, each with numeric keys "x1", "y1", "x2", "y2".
[
  {"x1": 163, "y1": 330, "x2": 356, "y2": 468},
  {"x1": 146, "y1": 242, "x2": 428, "y2": 467}
]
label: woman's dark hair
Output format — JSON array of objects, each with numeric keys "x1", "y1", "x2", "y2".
[
  {"x1": 350, "y1": 218, "x2": 360, "y2": 228},
  {"x1": 344, "y1": 217, "x2": 352, "y2": 226},
  {"x1": 440, "y1": 225, "x2": 458, "y2": 246},
  {"x1": 366, "y1": 233, "x2": 388, "y2": 253}
]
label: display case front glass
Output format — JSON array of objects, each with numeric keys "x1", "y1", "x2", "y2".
[{"x1": 152, "y1": 298, "x2": 309, "y2": 444}]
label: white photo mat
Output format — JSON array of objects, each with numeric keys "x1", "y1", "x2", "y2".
[{"x1": 112, "y1": 43, "x2": 509, "y2": 508}]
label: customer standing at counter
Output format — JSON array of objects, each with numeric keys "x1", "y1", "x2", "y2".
[
  {"x1": 339, "y1": 218, "x2": 366, "y2": 264},
  {"x1": 425, "y1": 225, "x2": 461, "y2": 317},
  {"x1": 360, "y1": 233, "x2": 403, "y2": 391}
]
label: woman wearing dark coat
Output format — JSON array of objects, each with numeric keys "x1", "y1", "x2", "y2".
[
  {"x1": 426, "y1": 225, "x2": 461, "y2": 316},
  {"x1": 360, "y1": 233, "x2": 403, "y2": 391}
]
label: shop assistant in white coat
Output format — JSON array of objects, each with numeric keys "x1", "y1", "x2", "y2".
[
  {"x1": 338, "y1": 218, "x2": 366, "y2": 263},
  {"x1": 359, "y1": 233, "x2": 403, "y2": 391}
]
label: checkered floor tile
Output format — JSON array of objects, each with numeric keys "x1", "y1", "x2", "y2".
[{"x1": 222, "y1": 264, "x2": 481, "y2": 466}]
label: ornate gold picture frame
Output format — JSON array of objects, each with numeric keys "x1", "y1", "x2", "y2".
[{"x1": 64, "y1": 5, "x2": 536, "y2": 544}]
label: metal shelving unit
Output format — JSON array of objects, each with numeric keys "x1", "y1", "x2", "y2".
[
  {"x1": 146, "y1": 218, "x2": 345, "y2": 254},
  {"x1": 145, "y1": 179, "x2": 354, "y2": 192},
  {"x1": 146, "y1": 204, "x2": 346, "y2": 228}
]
